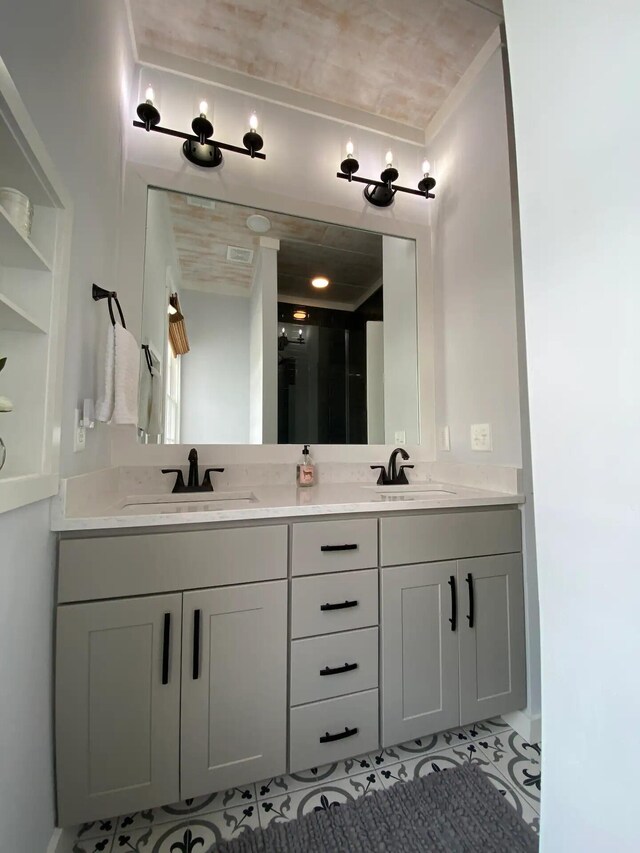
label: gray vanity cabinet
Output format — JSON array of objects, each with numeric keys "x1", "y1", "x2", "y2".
[
  {"x1": 381, "y1": 562, "x2": 461, "y2": 746},
  {"x1": 180, "y1": 581, "x2": 288, "y2": 798},
  {"x1": 381, "y1": 552, "x2": 526, "y2": 747},
  {"x1": 55, "y1": 593, "x2": 182, "y2": 825},
  {"x1": 458, "y1": 553, "x2": 526, "y2": 725}
]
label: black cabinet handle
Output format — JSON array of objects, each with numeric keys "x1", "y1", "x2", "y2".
[
  {"x1": 320, "y1": 662, "x2": 359, "y2": 676},
  {"x1": 448, "y1": 575, "x2": 457, "y2": 632},
  {"x1": 320, "y1": 599, "x2": 358, "y2": 611},
  {"x1": 466, "y1": 572, "x2": 475, "y2": 628},
  {"x1": 319, "y1": 726, "x2": 359, "y2": 744},
  {"x1": 161, "y1": 612, "x2": 171, "y2": 685},
  {"x1": 321, "y1": 544, "x2": 358, "y2": 552},
  {"x1": 192, "y1": 609, "x2": 201, "y2": 680}
]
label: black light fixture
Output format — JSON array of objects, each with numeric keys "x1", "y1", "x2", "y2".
[
  {"x1": 337, "y1": 141, "x2": 435, "y2": 207},
  {"x1": 134, "y1": 86, "x2": 266, "y2": 168}
]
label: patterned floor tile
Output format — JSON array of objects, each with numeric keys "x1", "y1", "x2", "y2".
[
  {"x1": 484, "y1": 769, "x2": 540, "y2": 836},
  {"x1": 259, "y1": 770, "x2": 383, "y2": 828},
  {"x1": 115, "y1": 786, "x2": 257, "y2": 832},
  {"x1": 56, "y1": 830, "x2": 115, "y2": 853},
  {"x1": 369, "y1": 726, "x2": 482, "y2": 769},
  {"x1": 476, "y1": 730, "x2": 541, "y2": 810},
  {"x1": 461, "y1": 716, "x2": 512, "y2": 740},
  {"x1": 255, "y1": 753, "x2": 375, "y2": 800},
  {"x1": 377, "y1": 742, "x2": 487, "y2": 789},
  {"x1": 56, "y1": 818, "x2": 117, "y2": 853},
  {"x1": 111, "y1": 803, "x2": 260, "y2": 852}
]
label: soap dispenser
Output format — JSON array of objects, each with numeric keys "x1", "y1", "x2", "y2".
[{"x1": 296, "y1": 444, "x2": 316, "y2": 487}]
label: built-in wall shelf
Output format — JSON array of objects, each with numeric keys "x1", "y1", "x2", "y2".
[
  {"x1": 0, "y1": 291, "x2": 47, "y2": 333},
  {"x1": 0, "y1": 58, "x2": 71, "y2": 514},
  {"x1": 0, "y1": 205, "x2": 52, "y2": 271}
]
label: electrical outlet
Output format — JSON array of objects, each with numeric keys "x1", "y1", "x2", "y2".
[
  {"x1": 74, "y1": 408, "x2": 86, "y2": 452},
  {"x1": 439, "y1": 425, "x2": 451, "y2": 452},
  {"x1": 394, "y1": 430, "x2": 406, "y2": 445},
  {"x1": 470, "y1": 423, "x2": 492, "y2": 452}
]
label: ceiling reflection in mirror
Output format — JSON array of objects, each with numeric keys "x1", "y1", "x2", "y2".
[{"x1": 138, "y1": 188, "x2": 419, "y2": 445}]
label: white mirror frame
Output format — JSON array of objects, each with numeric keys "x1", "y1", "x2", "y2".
[{"x1": 113, "y1": 161, "x2": 435, "y2": 465}]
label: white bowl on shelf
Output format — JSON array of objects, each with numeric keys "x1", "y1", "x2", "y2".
[{"x1": 0, "y1": 187, "x2": 33, "y2": 239}]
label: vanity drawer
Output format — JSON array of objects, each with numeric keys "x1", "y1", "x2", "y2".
[
  {"x1": 292, "y1": 519, "x2": 378, "y2": 576},
  {"x1": 290, "y1": 627, "x2": 379, "y2": 705},
  {"x1": 379, "y1": 508, "x2": 522, "y2": 567},
  {"x1": 289, "y1": 689, "x2": 379, "y2": 773},
  {"x1": 58, "y1": 525, "x2": 288, "y2": 603},
  {"x1": 291, "y1": 570, "x2": 379, "y2": 639}
]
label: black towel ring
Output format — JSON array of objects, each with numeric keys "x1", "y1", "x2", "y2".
[{"x1": 92, "y1": 283, "x2": 126, "y2": 329}]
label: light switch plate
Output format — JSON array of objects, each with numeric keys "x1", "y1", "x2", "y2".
[
  {"x1": 439, "y1": 426, "x2": 451, "y2": 452},
  {"x1": 394, "y1": 430, "x2": 406, "y2": 445},
  {"x1": 471, "y1": 423, "x2": 492, "y2": 452},
  {"x1": 74, "y1": 408, "x2": 86, "y2": 452}
]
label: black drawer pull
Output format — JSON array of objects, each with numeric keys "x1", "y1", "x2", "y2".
[
  {"x1": 466, "y1": 572, "x2": 475, "y2": 628},
  {"x1": 192, "y1": 609, "x2": 201, "y2": 680},
  {"x1": 161, "y1": 612, "x2": 171, "y2": 685},
  {"x1": 320, "y1": 726, "x2": 359, "y2": 744},
  {"x1": 320, "y1": 662, "x2": 359, "y2": 676},
  {"x1": 320, "y1": 599, "x2": 358, "y2": 611},
  {"x1": 321, "y1": 543, "x2": 358, "y2": 552},
  {"x1": 448, "y1": 575, "x2": 457, "y2": 632}
]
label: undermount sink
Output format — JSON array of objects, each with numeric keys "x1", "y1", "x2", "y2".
[
  {"x1": 368, "y1": 484, "x2": 457, "y2": 501},
  {"x1": 121, "y1": 491, "x2": 257, "y2": 515}
]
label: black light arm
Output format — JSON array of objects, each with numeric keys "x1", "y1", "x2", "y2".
[
  {"x1": 132, "y1": 116, "x2": 266, "y2": 163},
  {"x1": 336, "y1": 171, "x2": 435, "y2": 200}
]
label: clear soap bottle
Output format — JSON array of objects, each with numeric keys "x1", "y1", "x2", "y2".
[{"x1": 296, "y1": 444, "x2": 316, "y2": 487}]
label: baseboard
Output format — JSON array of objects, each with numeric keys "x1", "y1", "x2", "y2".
[
  {"x1": 502, "y1": 709, "x2": 541, "y2": 744},
  {"x1": 46, "y1": 827, "x2": 63, "y2": 853}
]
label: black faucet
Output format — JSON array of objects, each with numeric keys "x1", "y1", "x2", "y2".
[
  {"x1": 371, "y1": 447, "x2": 414, "y2": 486},
  {"x1": 162, "y1": 448, "x2": 225, "y2": 494}
]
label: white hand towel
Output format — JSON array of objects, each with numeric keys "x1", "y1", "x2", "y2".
[
  {"x1": 147, "y1": 373, "x2": 163, "y2": 437},
  {"x1": 113, "y1": 324, "x2": 140, "y2": 425},
  {"x1": 95, "y1": 324, "x2": 115, "y2": 423},
  {"x1": 138, "y1": 361, "x2": 152, "y2": 433}
]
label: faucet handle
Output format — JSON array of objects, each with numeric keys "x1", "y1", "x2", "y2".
[
  {"x1": 370, "y1": 465, "x2": 389, "y2": 486},
  {"x1": 162, "y1": 468, "x2": 185, "y2": 493},
  {"x1": 202, "y1": 468, "x2": 225, "y2": 491},
  {"x1": 397, "y1": 464, "x2": 414, "y2": 485}
]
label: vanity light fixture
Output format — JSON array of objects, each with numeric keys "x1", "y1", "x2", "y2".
[
  {"x1": 337, "y1": 141, "x2": 436, "y2": 207},
  {"x1": 311, "y1": 276, "x2": 329, "y2": 289},
  {"x1": 134, "y1": 88, "x2": 266, "y2": 169}
]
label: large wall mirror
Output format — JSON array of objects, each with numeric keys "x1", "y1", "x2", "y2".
[{"x1": 138, "y1": 188, "x2": 419, "y2": 445}]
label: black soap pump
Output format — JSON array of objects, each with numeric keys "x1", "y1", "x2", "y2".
[{"x1": 296, "y1": 444, "x2": 316, "y2": 487}]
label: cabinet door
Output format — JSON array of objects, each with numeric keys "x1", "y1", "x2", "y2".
[
  {"x1": 181, "y1": 580, "x2": 287, "y2": 798},
  {"x1": 381, "y1": 563, "x2": 460, "y2": 747},
  {"x1": 458, "y1": 554, "x2": 526, "y2": 726},
  {"x1": 56, "y1": 594, "x2": 182, "y2": 825}
]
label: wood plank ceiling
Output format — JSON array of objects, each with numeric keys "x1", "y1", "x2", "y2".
[{"x1": 129, "y1": 0, "x2": 502, "y2": 129}]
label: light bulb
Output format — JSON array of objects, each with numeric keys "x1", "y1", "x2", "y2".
[
  {"x1": 281, "y1": 327, "x2": 285, "y2": 334},
  {"x1": 249, "y1": 112, "x2": 258, "y2": 130},
  {"x1": 422, "y1": 158, "x2": 431, "y2": 175},
  {"x1": 199, "y1": 100, "x2": 208, "y2": 117},
  {"x1": 299, "y1": 329, "x2": 303, "y2": 336},
  {"x1": 312, "y1": 276, "x2": 329, "y2": 289},
  {"x1": 346, "y1": 139, "x2": 354, "y2": 158},
  {"x1": 385, "y1": 149, "x2": 393, "y2": 167},
  {"x1": 145, "y1": 85, "x2": 154, "y2": 104}
]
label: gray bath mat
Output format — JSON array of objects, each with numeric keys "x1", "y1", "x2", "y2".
[{"x1": 215, "y1": 764, "x2": 538, "y2": 852}]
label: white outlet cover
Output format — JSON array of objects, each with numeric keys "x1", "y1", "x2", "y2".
[
  {"x1": 394, "y1": 430, "x2": 406, "y2": 445},
  {"x1": 74, "y1": 408, "x2": 86, "y2": 452},
  {"x1": 439, "y1": 426, "x2": 451, "y2": 452},
  {"x1": 471, "y1": 423, "x2": 492, "y2": 452}
]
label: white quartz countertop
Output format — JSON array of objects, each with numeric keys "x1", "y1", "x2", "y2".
[{"x1": 52, "y1": 480, "x2": 524, "y2": 532}]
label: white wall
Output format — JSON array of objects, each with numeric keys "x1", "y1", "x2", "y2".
[
  {"x1": 0, "y1": 0, "x2": 134, "y2": 477},
  {"x1": 0, "y1": 3, "x2": 133, "y2": 848},
  {"x1": 503, "y1": 1, "x2": 640, "y2": 850},
  {"x1": 180, "y1": 289, "x2": 250, "y2": 444},
  {"x1": 0, "y1": 500, "x2": 55, "y2": 851},
  {"x1": 366, "y1": 321, "x2": 385, "y2": 443},
  {"x1": 382, "y1": 236, "x2": 419, "y2": 444},
  {"x1": 429, "y1": 48, "x2": 522, "y2": 466}
]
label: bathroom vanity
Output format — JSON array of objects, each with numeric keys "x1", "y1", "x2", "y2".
[{"x1": 54, "y1": 489, "x2": 525, "y2": 825}]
